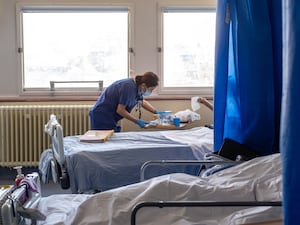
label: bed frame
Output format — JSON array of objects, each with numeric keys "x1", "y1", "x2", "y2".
[
  {"x1": 140, "y1": 153, "x2": 239, "y2": 181},
  {"x1": 130, "y1": 201, "x2": 282, "y2": 225},
  {"x1": 139, "y1": 138, "x2": 254, "y2": 181},
  {"x1": 44, "y1": 114, "x2": 70, "y2": 189}
]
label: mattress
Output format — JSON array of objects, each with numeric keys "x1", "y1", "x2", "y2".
[{"x1": 39, "y1": 127, "x2": 214, "y2": 193}]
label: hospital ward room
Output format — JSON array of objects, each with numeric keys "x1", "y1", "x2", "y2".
[{"x1": 2, "y1": 0, "x2": 300, "y2": 224}]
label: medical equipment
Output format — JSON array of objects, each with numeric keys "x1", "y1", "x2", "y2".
[
  {"x1": 13, "y1": 167, "x2": 24, "y2": 186},
  {"x1": 157, "y1": 110, "x2": 172, "y2": 125},
  {"x1": 40, "y1": 115, "x2": 213, "y2": 193},
  {"x1": 34, "y1": 153, "x2": 282, "y2": 225},
  {"x1": 0, "y1": 172, "x2": 44, "y2": 225},
  {"x1": 140, "y1": 137, "x2": 262, "y2": 181},
  {"x1": 140, "y1": 155, "x2": 239, "y2": 181},
  {"x1": 44, "y1": 114, "x2": 70, "y2": 190}
]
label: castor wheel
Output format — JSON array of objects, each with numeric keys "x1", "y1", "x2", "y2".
[{"x1": 60, "y1": 172, "x2": 70, "y2": 189}]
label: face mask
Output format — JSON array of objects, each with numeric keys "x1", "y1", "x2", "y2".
[{"x1": 143, "y1": 90, "x2": 152, "y2": 97}]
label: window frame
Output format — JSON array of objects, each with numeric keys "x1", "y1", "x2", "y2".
[
  {"x1": 156, "y1": 0, "x2": 216, "y2": 96},
  {"x1": 15, "y1": 2, "x2": 134, "y2": 97}
]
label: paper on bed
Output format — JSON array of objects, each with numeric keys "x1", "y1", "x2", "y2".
[{"x1": 79, "y1": 130, "x2": 114, "y2": 143}]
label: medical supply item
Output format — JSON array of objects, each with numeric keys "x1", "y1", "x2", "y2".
[
  {"x1": 173, "y1": 117, "x2": 181, "y2": 127},
  {"x1": 13, "y1": 166, "x2": 24, "y2": 186},
  {"x1": 157, "y1": 111, "x2": 172, "y2": 125},
  {"x1": 174, "y1": 109, "x2": 200, "y2": 122}
]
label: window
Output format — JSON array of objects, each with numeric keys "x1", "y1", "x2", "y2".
[
  {"x1": 158, "y1": 4, "x2": 216, "y2": 95},
  {"x1": 17, "y1": 5, "x2": 132, "y2": 94}
]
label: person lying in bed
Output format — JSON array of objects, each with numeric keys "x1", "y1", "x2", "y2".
[{"x1": 36, "y1": 153, "x2": 282, "y2": 225}]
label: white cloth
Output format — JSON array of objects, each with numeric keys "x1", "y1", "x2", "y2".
[{"x1": 162, "y1": 127, "x2": 214, "y2": 159}]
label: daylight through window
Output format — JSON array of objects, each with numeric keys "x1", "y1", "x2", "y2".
[
  {"x1": 21, "y1": 8, "x2": 129, "y2": 90},
  {"x1": 162, "y1": 8, "x2": 216, "y2": 88}
]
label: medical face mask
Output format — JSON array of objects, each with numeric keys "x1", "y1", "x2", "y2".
[{"x1": 143, "y1": 90, "x2": 152, "y2": 97}]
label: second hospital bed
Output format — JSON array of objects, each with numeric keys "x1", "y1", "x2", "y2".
[
  {"x1": 39, "y1": 115, "x2": 214, "y2": 193},
  {"x1": 34, "y1": 153, "x2": 282, "y2": 225}
]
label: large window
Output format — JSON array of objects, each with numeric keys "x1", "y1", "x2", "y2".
[
  {"x1": 159, "y1": 5, "x2": 216, "y2": 95},
  {"x1": 18, "y1": 5, "x2": 131, "y2": 93}
]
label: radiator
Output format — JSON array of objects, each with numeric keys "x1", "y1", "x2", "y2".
[{"x1": 0, "y1": 104, "x2": 92, "y2": 167}]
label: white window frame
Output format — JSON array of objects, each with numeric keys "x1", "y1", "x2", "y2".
[
  {"x1": 16, "y1": 2, "x2": 134, "y2": 96},
  {"x1": 157, "y1": 0, "x2": 216, "y2": 96}
]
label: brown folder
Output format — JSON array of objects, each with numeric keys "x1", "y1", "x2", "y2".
[{"x1": 79, "y1": 130, "x2": 114, "y2": 143}]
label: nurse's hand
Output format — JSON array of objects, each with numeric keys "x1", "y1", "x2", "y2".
[{"x1": 136, "y1": 119, "x2": 149, "y2": 128}]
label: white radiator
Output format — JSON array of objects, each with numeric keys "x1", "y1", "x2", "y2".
[{"x1": 0, "y1": 104, "x2": 92, "y2": 167}]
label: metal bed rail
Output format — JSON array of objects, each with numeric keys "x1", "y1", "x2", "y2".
[
  {"x1": 140, "y1": 159, "x2": 240, "y2": 181},
  {"x1": 130, "y1": 201, "x2": 282, "y2": 225}
]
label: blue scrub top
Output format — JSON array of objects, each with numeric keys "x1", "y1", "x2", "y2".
[{"x1": 89, "y1": 78, "x2": 142, "y2": 131}]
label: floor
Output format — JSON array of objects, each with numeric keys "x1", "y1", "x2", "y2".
[{"x1": 0, "y1": 166, "x2": 72, "y2": 197}]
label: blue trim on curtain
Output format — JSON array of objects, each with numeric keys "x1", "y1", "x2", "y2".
[
  {"x1": 282, "y1": 0, "x2": 300, "y2": 223},
  {"x1": 214, "y1": 0, "x2": 282, "y2": 155}
]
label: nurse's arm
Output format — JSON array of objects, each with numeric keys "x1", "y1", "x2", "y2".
[
  {"x1": 141, "y1": 100, "x2": 156, "y2": 114},
  {"x1": 117, "y1": 104, "x2": 139, "y2": 123}
]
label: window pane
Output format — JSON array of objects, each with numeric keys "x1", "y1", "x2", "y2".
[
  {"x1": 22, "y1": 11, "x2": 128, "y2": 89},
  {"x1": 163, "y1": 11, "x2": 215, "y2": 87}
]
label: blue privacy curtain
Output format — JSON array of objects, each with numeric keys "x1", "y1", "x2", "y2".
[
  {"x1": 281, "y1": 0, "x2": 300, "y2": 223},
  {"x1": 213, "y1": 0, "x2": 282, "y2": 154}
]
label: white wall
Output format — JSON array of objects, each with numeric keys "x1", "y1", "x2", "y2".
[{"x1": 0, "y1": 0, "x2": 19, "y2": 96}]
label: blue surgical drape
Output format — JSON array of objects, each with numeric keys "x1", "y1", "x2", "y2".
[
  {"x1": 281, "y1": 0, "x2": 300, "y2": 223},
  {"x1": 214, "y1": 0, "x2": 282, "y2": 155}
]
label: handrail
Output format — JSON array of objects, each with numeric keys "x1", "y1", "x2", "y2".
[{"x1": 50, "y1": 80, "x2": 103, "y2": 91}]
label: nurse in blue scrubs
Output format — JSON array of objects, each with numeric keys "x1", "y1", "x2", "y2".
[{"x1": 89, "y1": 71, "x2": 159, "y2": 132}]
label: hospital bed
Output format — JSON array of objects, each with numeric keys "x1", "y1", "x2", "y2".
[
  {"x1": 40, "y1": 115, "x2": 214, "y2": 193},
  {"x1": 33, "y1": 153, "x2": 282, "y2": 225}
]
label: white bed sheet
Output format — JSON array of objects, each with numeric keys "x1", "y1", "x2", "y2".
[
  {"x1": 40, "y1": 127, "x2": 214, "y2": 193},
  {"x1": 36, "y1": 153, "x2": 282, "y2": 225}
]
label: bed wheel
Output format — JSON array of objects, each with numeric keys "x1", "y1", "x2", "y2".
[{"x1": 60, "y1": 171, "x2": 70, "y2": 189}]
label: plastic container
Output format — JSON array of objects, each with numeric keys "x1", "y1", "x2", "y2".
[
  {"x1": 14, "y1": 166, "x2": 24, "y2": 186},
  {"x1": 158, "y1": 111, "x2": 172, "y2": 125},
  {"x1": 173, "y1": 117, "x2": 181, "y2": 127}
]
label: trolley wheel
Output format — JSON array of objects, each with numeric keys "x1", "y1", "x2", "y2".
[{"x1": 60, "y1": 172, "x2": 70, "y2": 189}]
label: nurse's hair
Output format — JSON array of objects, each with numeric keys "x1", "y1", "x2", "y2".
[{"x1": 135, "y1": 71, "x2": 159, "y2": 87}]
